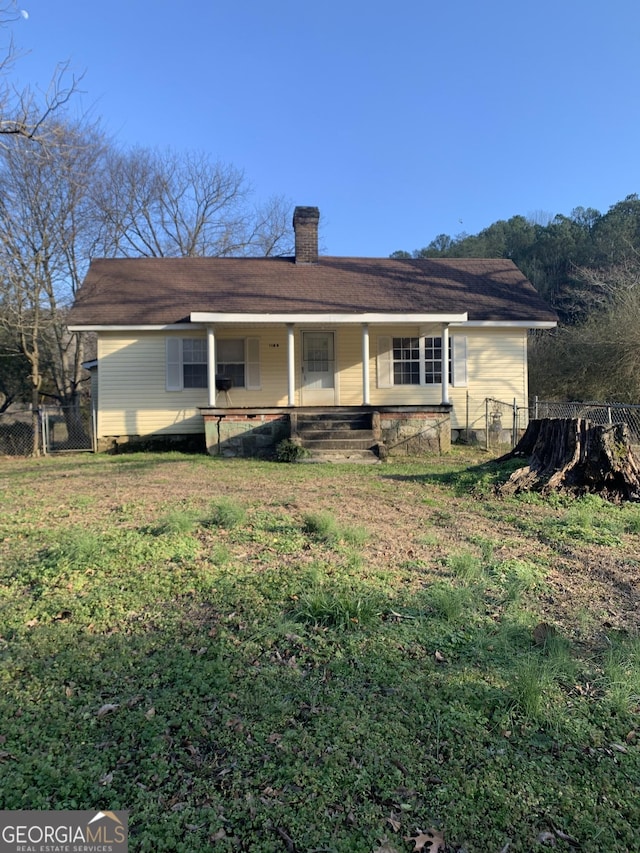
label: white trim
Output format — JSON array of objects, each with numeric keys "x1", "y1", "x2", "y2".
[
  {"x1": 206, "y1": 327, "x2": 216, "y2": 407},
  {"x1": 287, "y1": 324, "x2": 295, "y2": 406},
  {"x1": 362, "y1": 324, "x2": 370, "y2": 405},
  {"x1": 441, "y1": 325, "x2": 450, "y2": 405},
  {"x1": 70, "y1": 316, "x2": 557, "y2": 333},
  {"x1": 190, "y1": 311, "x2": 468, "y2": 325},
  {"x1": 449, "y1": 320, "x2": 556, "y2": 328},
  {"x1": 69, "y1": 324, "x2": 199, "y2": 332}
]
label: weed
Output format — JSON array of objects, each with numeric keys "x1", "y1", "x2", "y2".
[
  {"x1": 292, "y1": 579, "x2": 381, "y2": 629},
  {"x1": 510, "y1": 655, "x2": 552, "y2": 721},
  {"x1": 206, "y1": 497, "x2": 246, "y2": 528},
  {"x1": 302, "y1": 511, "x2": 368, "y2": 548},
  {"x1": 447, "y1": 550, "x2": 485, "y2": 584},
  {"x1": 602, "y1": 634, "x2": 640, "y2": 714},
  {"x1": 151, "y1": 507, "x2": 198, "y2": 535},
  {"x1": 428, "y1": 582, "x2": 475, "y2": 622},
  {"x1": 274, "y1": 438, "x2": 309, "y2": 462}
]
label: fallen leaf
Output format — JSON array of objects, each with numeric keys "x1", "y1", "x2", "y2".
[
  {"x1": 0, "y1": 750, "x2": 17, "y2": 762},
  {"x1": 386, "y1": 813, "x2": 402, "y2": 832},
  {"x1": 209, "y1": 828, "x2": 226, "y2": 842},
  {"x1": 96, "y1": 703, "x2": 119, "y2": 718},
  {"x1": 99, "y1": 771, "x2": 113, "y2": 785},
  {"x1": 434, "y1": 651, "x2": 446, "y2": 664},
  {"x1": 537, "y1": 831, "x2": 556, "y2": 846},
  {"x1": 145, "y1": 707, "x2": 156, "y2": 720},
  {"x1": 374, "y1": 840, "x2": 401, "y2": 853},
  {"x1": 553, "y1": 828, "x2": 579, "y2": 846},
  {"x1": 405, "y1": 828, "x2": 445, "y2": 852},
  {"x1": 625, "y1": 730, "x2": 637, "y2": 743}
]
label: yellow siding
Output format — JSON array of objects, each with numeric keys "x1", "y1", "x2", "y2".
[
  {"x1": 97, "y1": 333, "x2": 206, "y2": 436},
  {"x1": 366, "y1": 327, "x2": 528, "y2": 429},
  {"x1": 95, "y1": 326, "x2": 529, "y2": 437}
]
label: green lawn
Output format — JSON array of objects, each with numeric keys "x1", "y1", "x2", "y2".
[{"x1": 0, "y1": 451, "x2": 639, "y2": 852}]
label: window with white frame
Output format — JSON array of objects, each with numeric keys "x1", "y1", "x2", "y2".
[
  {"x1": 182, "y1": 338, "x2": 208, "y2": 388},
  {"x1": 216, "y1": 339, "x2": 245, "y2": 388},
  {"x1": 166, "y1": 337, "x2": 261, "y2": 392},
  {"x1": 377, "y1": 334, "x2": 467, "y2": 388}
]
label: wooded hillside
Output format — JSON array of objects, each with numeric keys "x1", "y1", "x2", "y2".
[{"x1": 392, "y1": 194, "x2": 640, "y2": 402}]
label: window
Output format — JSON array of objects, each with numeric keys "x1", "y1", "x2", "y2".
[
  {"x1": 377, "y1": 335, "x2": 467, "y2": 389},
  {"x1": 182, "y1": 339, "x2": 208, "y2": 388},
  {"x1": 424, "y1": 337, "x2": 444, "y2": 384},
  {"x1": 393, "y1": 337, "x2": 420, "y2": 385},
  {"x1": 216, "y1": 339, "x2": 245, "y2": 388},
  {"x1": 166, "y1": 337, "x2": 261, "y2": 392}
]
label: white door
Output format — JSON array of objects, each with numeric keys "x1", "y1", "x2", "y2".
[{"x1": 301, "y1": 331, "x2": 336, "y2": 405}]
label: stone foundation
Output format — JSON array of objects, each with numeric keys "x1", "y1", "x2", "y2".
[
  {"x1": 377, "y1": 410, "x2": 451, "y2": 456},
  {"x1": 97, "y1": 433, "x2": 206, "y2": 454},
  {"x1": 203, "y1": 412, "x2": 290, "y2": 458}
]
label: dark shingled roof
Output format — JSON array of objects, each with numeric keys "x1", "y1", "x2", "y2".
[{"x1": 69, "y1": 256, "x2": 558, "y2": 326}]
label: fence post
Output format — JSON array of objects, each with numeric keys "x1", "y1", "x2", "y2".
[
  {"x1": 40, "y1": 407, "x2": 47, "y2": 455},
  {"x1": 485, "y1": 398, "x2": 489, "y2": 452},
  {"x1": 534, "y1": 395, "x2": 539, "y2": 420},
  {"x1": 512, "y1": 399, "x2": 517, "y2": 449}
]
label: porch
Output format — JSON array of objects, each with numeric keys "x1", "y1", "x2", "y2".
[{"x1": 200, "y1": 404, "x2": 452, "y2": 460}]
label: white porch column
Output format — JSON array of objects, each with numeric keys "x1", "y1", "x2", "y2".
[
  {"x1": 287, "y1": 324, "x2": 295, "y2": 406},
  {"x1": 361, "y1": 323, "x2": 370, "y2": 405},
  {"x1": 441, "y1": 324, "x2": 450, "y2": 405},
  {"x1": 207, "y1": 325, "x2": 216, "y2": 407}
]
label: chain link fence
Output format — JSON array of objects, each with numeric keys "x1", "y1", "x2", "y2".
[
  {"x1": 480, "y1": 397, "x2": 640, "y2": 452},
  {"x1": 0, "y1": 405, "x2": 95, "y2": 456},
  {"x1": 532, "y1": 399, "x2": 640, "y2": 444}
]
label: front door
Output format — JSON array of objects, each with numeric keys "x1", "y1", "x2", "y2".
[{"x1": 301, "y1": 331, "x2": 336, "y2": 406}]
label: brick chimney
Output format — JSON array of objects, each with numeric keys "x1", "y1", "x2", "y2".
[{"x1": 293, "y1": 206, "x2": 320, "y2": 264}]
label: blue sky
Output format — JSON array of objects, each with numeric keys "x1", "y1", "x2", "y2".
[{"x1": 9, "y1": 0, "x2": 640, "y2": 257}]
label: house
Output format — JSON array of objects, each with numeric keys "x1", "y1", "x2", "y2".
[{"x1": 68, "y1": 206, "x2": 557, "y2": 458}]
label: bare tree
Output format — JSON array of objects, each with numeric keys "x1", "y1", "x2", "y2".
[
  {"x1": 529, "y1": 262, "x2": 640, "y2": 402},
  {"x1": 0, "y1": 120, "x2": 106, "y2": 450},
  {"x1": 93, "y1": 147, "x2": 293, "y2": 257},
  {"x1": 0, "y1": 2, "x2": 80, "y2": 144}
]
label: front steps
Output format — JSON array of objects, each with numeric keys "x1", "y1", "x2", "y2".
[{"x1": 292, "y1": 411, "x2": 381, "y2": 463}]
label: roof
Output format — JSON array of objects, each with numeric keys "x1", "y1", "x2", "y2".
[{"x1": 68, "y1": 256, "x2": 558, "y2": 327}]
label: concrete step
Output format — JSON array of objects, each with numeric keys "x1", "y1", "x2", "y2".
[
  {"x1": 296, "y1": 418, "x2": 371, "y2": 431},
  {"x1": 297, "y1": 428, "x2": 374, "y2": 441},
  {"x1": 298, "y1": 436, "x2": 376, "y2": 451},
  {"x1": 300, "y1": 448, "x2": 381, "y2": 464}
]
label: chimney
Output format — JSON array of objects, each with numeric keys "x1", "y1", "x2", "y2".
[{"x1": 293, "y1": 206, "x2": 320, "y2": 264}]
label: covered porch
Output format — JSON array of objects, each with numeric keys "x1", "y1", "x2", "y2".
[{"x1": 190, "y1": 311, "x2": 468, "y2": 410}]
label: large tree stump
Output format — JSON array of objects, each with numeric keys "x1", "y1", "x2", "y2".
[{"x1": 498, "y1": 418, "x2": 640, "y2": 502}]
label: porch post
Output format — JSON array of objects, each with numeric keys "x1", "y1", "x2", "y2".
[
  {"x1": 441, "y1": 324, "x2": 450, "y2": 405},
  {"x1": 361, "y1": 323, "x2": 370, "y2": 405},
  {"x1": 287, "y1": 324, "x2": 295, "y2": 406},
  {"x1": 207, "y1": 325, "x2": 216, "y2": 407}
]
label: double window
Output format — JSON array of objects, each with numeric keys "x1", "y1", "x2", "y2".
[
  {"x1": 166, "y1": 337, "x2": 260, "y2": 391},
  {"x1": 378, "y1": 335, "x2": 467, "y2": 388}
]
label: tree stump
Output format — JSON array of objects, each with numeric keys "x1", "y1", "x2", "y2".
[{"x1": 498, "y1": 418, "x2": 640, "y2": 502}]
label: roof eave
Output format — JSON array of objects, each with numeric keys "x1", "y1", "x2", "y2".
[{"x1": 189, "y1": 311, "x2": 469, "y2": 324}]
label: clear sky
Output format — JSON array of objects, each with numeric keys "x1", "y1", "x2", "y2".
[{"x1": 9, "y1": 0, "x2": 640, "y2": 257}]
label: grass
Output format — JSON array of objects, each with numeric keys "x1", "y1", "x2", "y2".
[{"x1": 0, "y1": 451, "x2": 639, "y2": 852}]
